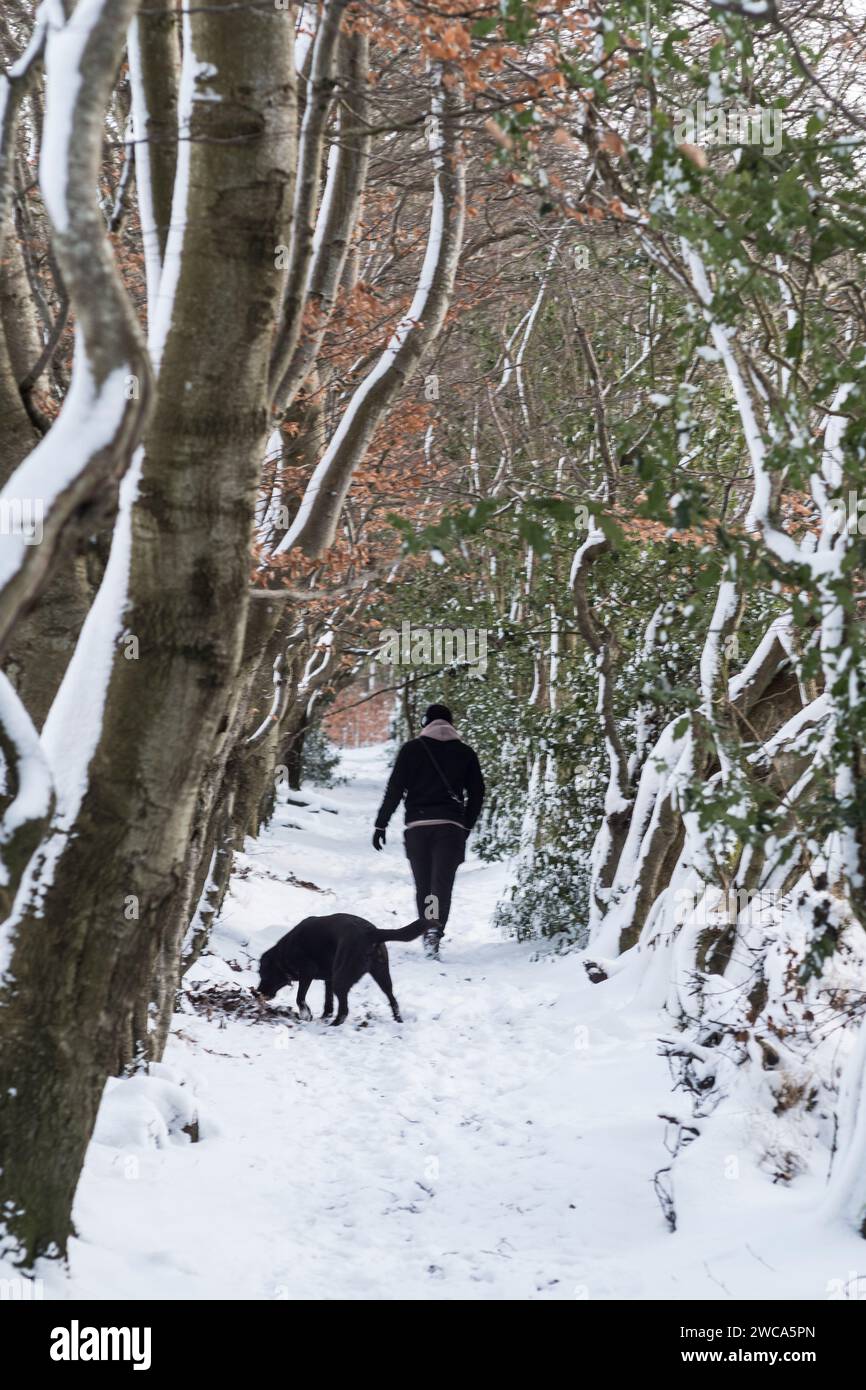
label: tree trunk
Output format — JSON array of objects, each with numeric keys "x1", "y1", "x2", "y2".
[{"x1": 0, "y1": 0, "x2": 295, "y2": 1263}]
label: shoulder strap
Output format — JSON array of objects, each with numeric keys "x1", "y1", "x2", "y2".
[{"x1": 416, "y1": 737, "x2": 465, "y2": 806}]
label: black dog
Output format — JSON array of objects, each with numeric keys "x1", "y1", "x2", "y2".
[{"x1": 256, "y1": 913, "x2": 432, "y2": 1026}]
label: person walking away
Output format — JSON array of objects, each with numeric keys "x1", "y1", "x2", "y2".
[{"x1": 372, "y1": 703, "x2": 485, "y2": 957}]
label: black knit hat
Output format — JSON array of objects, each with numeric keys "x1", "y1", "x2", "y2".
[{"x1": 422, "y1": 703, "x2": 453, "y2": 726}]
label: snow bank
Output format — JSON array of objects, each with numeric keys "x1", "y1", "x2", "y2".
[{"x1": 93, "y1": 1066, "x2": 219, "y2": 1151}]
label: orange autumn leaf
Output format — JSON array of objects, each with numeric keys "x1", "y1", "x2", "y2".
[
  {"x1": 599, "y1": 129, "x2": 626, "y2": 157},
  {"x1": 678, "y1": 141, "x2": 708, "y2": 169},
  {"x1": 552, "y1": 127, "x2": 582, "y2": 151}
]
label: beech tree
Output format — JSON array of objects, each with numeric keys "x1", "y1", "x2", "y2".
[{"x1": 0, "y1": 0, "x2": 486, "y2": 1261}]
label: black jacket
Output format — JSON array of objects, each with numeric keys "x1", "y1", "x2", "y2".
[{"x1": 375, "y1": 737, "x2": 485, "y2": 831}]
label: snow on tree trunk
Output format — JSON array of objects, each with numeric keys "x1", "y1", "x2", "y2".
[{"x1": 0, "y1": 0, "x2": 295, "y2": 1264}]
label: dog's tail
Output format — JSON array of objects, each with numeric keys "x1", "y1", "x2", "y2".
[{"x1": 373, "y1": 918, "x2": 435, "y2": 943}]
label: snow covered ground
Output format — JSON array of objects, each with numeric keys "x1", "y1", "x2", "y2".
[{"x1": 18, "y1": 745, "x2": 866, "y2": 1300}]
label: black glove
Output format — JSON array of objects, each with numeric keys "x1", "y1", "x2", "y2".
[{"x1": 372, "y1": 828, "x2": 386, "y2": 852}]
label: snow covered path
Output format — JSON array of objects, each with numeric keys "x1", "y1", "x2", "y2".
[{"x1": 46, "y1": 747, "x2": 865, "y2": 1299}]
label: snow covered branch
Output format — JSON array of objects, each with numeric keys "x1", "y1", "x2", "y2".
[
  {"x1": 127, "y1": 0, "x2": 181, "y2": 310},
  {"x1": 0, "y1": 672, "x2": 53, "y2": 931},
  {"x1": 275, "y1": 68, "x2": 466, "y2": 559},
  {"x1": 246, "y1": 653, "x2": 288, "y2": 748},
  {"x1": 0, "y1": 1, "x2": 49, "y2": 266},
  {"x1": 0, "y1": 0, "x2": 153, "y2": 660},
  {"x1": 272, "y1": 26, "x2": 370, "y2": 411},
  {"x1": 268, "y1": 0, "x2": 349, "y2": 401}
]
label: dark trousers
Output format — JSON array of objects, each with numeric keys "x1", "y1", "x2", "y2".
[{"x1": 404, "y1": 824, "x2": 466, "y2": 929}]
